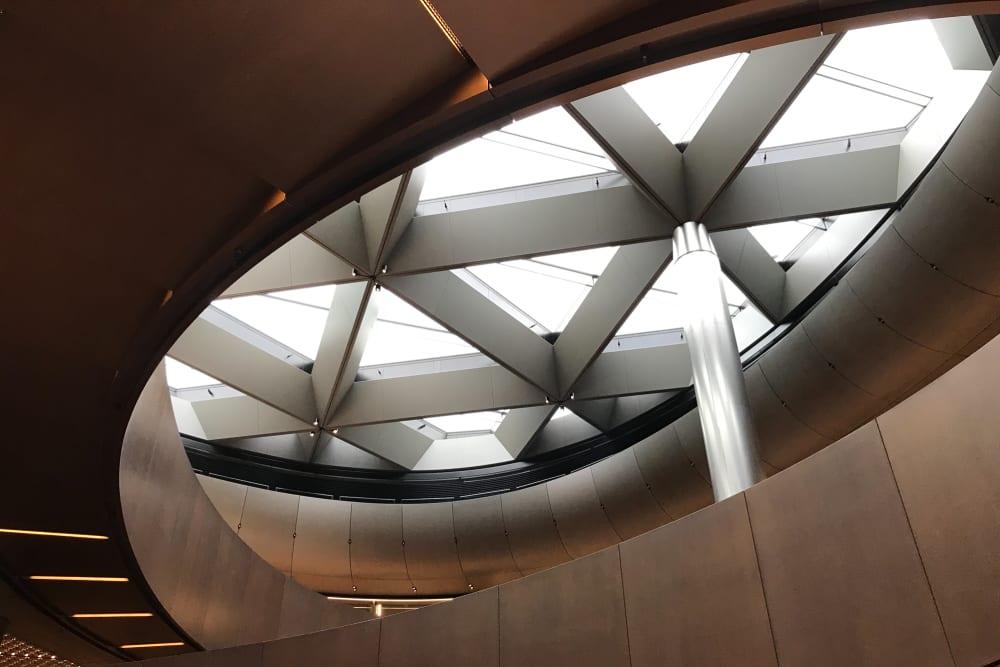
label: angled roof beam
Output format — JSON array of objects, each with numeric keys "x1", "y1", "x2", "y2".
[
  {"x1": 313, "y1": 281, "x2": 379, "y2": 426},
  {"x1": 359, "y1": 167, "x2": 427, "y2": 274},
  {"x1": 710, "y1": 228, "x2": 786, "y2": 322},
  {"x1": 495, "y1": 405, "x2": 558, "y2": 458},
  {"x1": 386, "y1": 185, "x2": 668, "y2": 275},
  {"x1": 568, "y1": 397, "x2": 618, "y2": 432},
  {"x1": 305, "y1": 201, "x2": 370, "y2": 272},
  {"x1": 931, "y1": 17, "x2": 994, "y2": 71},
  {"x1": 566, "y1": 89, "x2": 687, "y2": 221},
  {"x1": 382, "y1": 271, "x2": 559, "y2": 396},
  {"x1": 189, "y1": 395, "x2": 312, "y2": 441},
  {"x1": 326, "y1": 344, "x2": 691, "y2": 428},
  {"x1": 334, "y1": 423, "x2": 434, "y2": 470},
  {"x1": 552, "y1": 239, "x2": 674, "y2": 397},
  {"x1": 684, "y1": 34, "x2": 839, "y2": 220},
  {"x1": 568, "y1": 391, "x2": 679, "y2": 433},
  {"x1": 702, "y1": 145, "x2": 900, "y2": 231},
  {"x1": 169, "y1": 317, "x2": 316, "y2": 423},
  {"x1": 328, "y1": 365, "x2": 547, "y2": 427},
  {"x1": 222, "y1": 235, "x2": 359, "y2": 298},
  {"x1": 572, "y1": 345, "x2": 693, "y2": 401}
]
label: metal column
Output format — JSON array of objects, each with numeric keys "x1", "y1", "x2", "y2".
[{"x1": 673, "y1": 221, "x2": 764, "y2": 501}]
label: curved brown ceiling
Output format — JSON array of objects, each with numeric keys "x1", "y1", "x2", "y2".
[{"x1": 0, "y1": 0, "x2": 997, "y2": 662}]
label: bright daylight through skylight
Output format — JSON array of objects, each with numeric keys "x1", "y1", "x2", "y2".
[{"x1": 165, "y1": 17, "x2": 989, "y2": 472}]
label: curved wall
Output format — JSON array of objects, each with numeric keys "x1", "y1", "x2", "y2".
[
  {"x1": 1, "y1": 2, "x2": 996, "y2": 663},
  {"x1": 195, "y1": 61, "x2": 1000, "y2": 597},
  {"x1": 120, "y1": 364, "x2": 369, "y2": 649},
  {"x1": 134, "y1": 302, "x2": 1000, "y2": 667}
]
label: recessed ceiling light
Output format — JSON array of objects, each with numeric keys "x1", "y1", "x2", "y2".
[
  {"x1": 72, "y1": 613, "x2": 153, "y2": 619},
  {"x1": 29, "y1": 576, "x2": 128, "y2": 582},
  {"x1": 417, "y1": 0, "x2": 469, "y2": 61},
  {"x1": 0, "y1": 528, "x2": 108, "y2": 540},
  {"x1": 120, "y1": 642, "x2": 184, "y2": 650}
]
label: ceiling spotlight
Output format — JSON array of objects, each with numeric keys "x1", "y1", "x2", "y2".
[
  {"x1": 374, "y1": 283, "x2": 381, "y2": 292},
  {"x1": 309, "y1": 431, "x2": 316, "y2": 438},
  {"x1": 569, "y1": 392, "x2": 575, "y2": 400},
  {"x1": 381, "y1": 265, "x2": 388, "y2": 274},
  {"x1": 333, "y1": 428, "x2": 339, "y2": 435},
  {"x1": 544, "y1": 396, "x2": 550, "y2": 404},
  {"x1": 313, "y1": 418, "x2": 319, "y2": 426},
  {"x1": 351, "y1": 268, "x2": 358, "y2": 277}
]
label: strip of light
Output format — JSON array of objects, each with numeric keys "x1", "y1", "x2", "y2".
[
  {"x1": 417, "y1": 0, "x2": 468, "y2": 59},
  {"x1": 0, "y1": 528, "x2": 108, "y2": 540},
  {"x1": 29, "y1": 576, "x2": 128, "y2": 582},
  {"x1": 72, "y1": 613, "x2": 153, "y2": 619},
  {"x1": 120, "y1": 642, "x2": 184, "y2": 650},
  {"x1": 327, "y1": 595, "x2": 454, "y2": 604}
]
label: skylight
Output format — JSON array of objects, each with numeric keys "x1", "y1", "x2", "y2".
[
  {"x1": 165, "y1": 357, "x2": 222, "y2": 389},
  {"x1": 623, "y1": 53, "x2": 748, "y2": 144},
  {"x1": 761, "y1": 74, "x2": 925, "y2": 148},
  {"x1": 419, "y1": 107, "x2": 615, "y2": 201},
  {"x1": 359, "y1": 290, "x2": 476, "y2": 367},
  {"x1": 761, "y1": 19, "x2": 951, "y2": 149},
  {"x1": 749, "y1": 218, "x2": 829, "y2": 262},
  {"x1": 617, "y1": 263, "x2": 748, "y2": 336},
  {"x1": 824, "y1": 19, "x2": 952, "y2": 95},
  {"x1": 212, "y1": 287, "x2": 333, "y2": 360},
  {"x1": 464, "y1": 246, "x2": 618, "y2": 333},
  {"x1": 424, "y1": 411, "x2": 506, "y2": 435}
]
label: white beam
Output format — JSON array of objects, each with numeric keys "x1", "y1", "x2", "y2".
[
  {"x1": 359, "y1": 168, "x2": 427, "y2": 273},
  {"x1": 329, "y1": 365, "x2": 547, "y2": 427},
  {"x1": 222, "y1": 235, "x2": 358, "y2": 297},
  {"x1": 553, "y1": 240, "x2": 674, "y2": 396},
  {"x1": 387, "y1": 185, "x2": 667, "y2": 274},
  {"x1": 383, "y1": 271, "x2": 559, "y2": 396},
  {"x1": 190, "y1": 395, "x2": 312, "y2": 440},
  {"x1": 306, "y1": 201, "x2": 369, "y2": 271},
  {"x1": 566, "y1": 89, "x2": 686, "y2": 220},
  {"x1": 495, "y1": 405, "x2": 558, "y2": 458},
  {"x1": 170, "y1": 317, "x2": 316, "y2": 423},
  {"x1": 313, "y1": 282, "x2": 378, "y2": 425},
  {"x1": 335, "y1": 422, "x2": 434, "y2": 470},
  {"x1": 684, "y1": 34, "x2": 839, "y2": 219},
  {"x1": 702, "y1": 146, "x2": 899, "y2": 230}
]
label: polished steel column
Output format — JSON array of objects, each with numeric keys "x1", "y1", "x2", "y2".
[{"x1": 673, "y1": 221, "x2": 763, "y2": 501}]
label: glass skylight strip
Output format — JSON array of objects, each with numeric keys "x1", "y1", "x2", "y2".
[
  {"x1": 419, "y1": 107, "x2": 616, "y2": 201},
  {"x1": 760, "y1": 75, "x2": 924, "y2": 149},
  {"x1": 164, "y1": 357, "x2": 220, "y2": 390},
  {"x1": 452, "y1": 268, "x2": 548, "y2": 332},
  {"x1": 748, "y1": 219, "x2": 827, "y2": 262},
  {"x1": 464, "y1": 246, "x2": 617, "y2": 333},
  {"x1": 209, "y1": 296, "x2": 325, "y2": 363},
  {"x1": 823, "y1": 19, "x2": 952, "y2": 99},
  {"x1": 484, "y1": 132, "x2": 614, "y2": 172},
  {"x1": 359, "y1": 319, "x2": 476, "y2": 367},
  {"x1": 623, "y1": 52, "x2": 748, "y2": 144},
  {"x1": 424, "y1": 411, "x2": 506, "y2": 435},
  {"x1": 817, "y1": 65, "x2": 930, "y2": 107}
]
